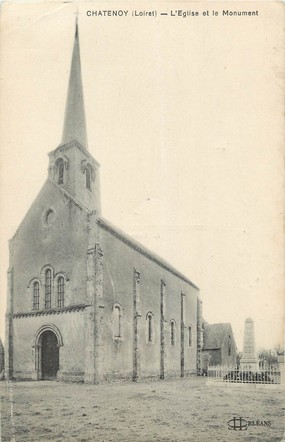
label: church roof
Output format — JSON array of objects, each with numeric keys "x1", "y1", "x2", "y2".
[
  {"x1": 61, "y1": 19, "x2": 88, "y2": 149},
  {"x1": 203, "y1": 323, "x2": 233, "y2": 350},
  {"x1": 98, "y1": 217, "x2": 199, "y2": 290}
]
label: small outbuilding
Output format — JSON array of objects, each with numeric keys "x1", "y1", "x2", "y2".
[{"x1": 202, "y1": 323, "x2": 237, "y2": 371}]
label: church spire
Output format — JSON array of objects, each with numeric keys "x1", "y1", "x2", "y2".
[{"x1": 61, "y1": 18, "x2": 88, "y2": 149}]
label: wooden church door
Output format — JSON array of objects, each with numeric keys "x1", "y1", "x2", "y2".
[{"x1": 41, "y1": 330, "x2": 59, "y2": 380}]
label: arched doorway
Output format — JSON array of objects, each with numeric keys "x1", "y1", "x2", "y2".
[
  {"x1": 34, "y1": 325, "x2": 63, "y2": 380},
  {"x1": 41, "y1": 330, "x2": 59, "y2": 379}
]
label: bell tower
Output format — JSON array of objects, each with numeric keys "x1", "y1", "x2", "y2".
[{"x1": 48, "y1": 19, "x2": 101, "y2": 213}]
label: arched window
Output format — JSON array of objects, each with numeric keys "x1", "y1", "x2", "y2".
[
  {"x1": 113, "y1": 304, "x2": 122, "y2": 339},
  {"x1": 146, "y1": 312, "x2": 154, "y2": 343},
  {"x1": 57, "y1": 277, "x2": 64, "y2": 308},
  {"x1": 188, "y1": 326, "x2": 192, "y2": 348},
  {"x1": 86, "y1": 167, "x2": 91, "y2": 190},
  {"x1": 58, "y1": 161, "x2": 64, "y2": 185},
  {"x1": 170, "y1": 320, "x2": 175, "y2": 347},
  {"x1": 45, "y1": 269, "x2": 52, "y2": 309},
  {"x1": 81, "y1": 161, "x2": 94, "y2": 191},
  {"x1": 33, "y1": 281, "x2": 39, "y2": 310},
  {"x1": 228, "y1": 335, "x2": 231, "y2": 356}
]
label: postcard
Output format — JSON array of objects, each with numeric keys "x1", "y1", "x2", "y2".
[{"x1": 0, "y1": 2, "x2": 284, "y2": 441}]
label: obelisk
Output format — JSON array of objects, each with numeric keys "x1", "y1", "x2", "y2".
[{"x1": 240, "y1": 318, "x2": 259, "y2": 372}]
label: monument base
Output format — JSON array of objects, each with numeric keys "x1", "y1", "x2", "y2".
[{"x1": 240, "y1": 358, "x2": 259, "y2": 372}]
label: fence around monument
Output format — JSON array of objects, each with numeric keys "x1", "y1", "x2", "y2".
[{"x1": 206, "y1": 365, "x2": 281, "y2": 384}]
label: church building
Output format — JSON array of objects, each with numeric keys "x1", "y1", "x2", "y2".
[{"x1": 5, "y1": 22, "x2": 203, "y2": 383}]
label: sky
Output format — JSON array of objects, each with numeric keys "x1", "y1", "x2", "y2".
[{"x1": 0, "y1": 1, "x2": 284, "y2": 352}]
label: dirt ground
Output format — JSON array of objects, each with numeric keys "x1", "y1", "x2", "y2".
[{"x1": 1, "y1": 377, "x2": 284, "y2": 442}]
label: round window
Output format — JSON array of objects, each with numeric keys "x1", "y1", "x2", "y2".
[{"x1": 45, "y1": 209, "x2": 55, "y2": 226}]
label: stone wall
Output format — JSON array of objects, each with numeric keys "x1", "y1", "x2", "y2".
[
  {"x1": 11, "y1": 180, "x2": 89, "y2": 313},
  {"x1": 12, "y1": 310, "x2": 86, "y2": 381},
  {"x1": 99, "y1": 223, "x2": 198, "y2": 381}
]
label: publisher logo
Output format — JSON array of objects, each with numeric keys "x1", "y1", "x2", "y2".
[
  {"x1": 228, "y1": 417, "x2": 272, "y2": 431},
  {"x1": 228, "y1": 417, "x2": 248, "y2": 431}
]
